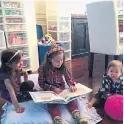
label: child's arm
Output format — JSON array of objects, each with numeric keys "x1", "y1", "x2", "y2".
[
  {"x1": 95, "y1": 77, "x2": 111, "y2": 100},
  {"x1": 88, "y1": 77, "x2": 110, "y2": 109},
  {"x1": 64, "y1": 68, "x2": 77, "y2": 92},
  {"x1": 38, "y1": 65, "x2": 56, "y2": 91},
  {"x1": 64, "y1": 68, "x2": 76, "y2": 86},
  {"x1": 88, "y1": 97, "x2": 97, "y2": 109},
  {"x1": 21, "y1": 68, "x2": 28, "y2": 81},
  {"x1": 4, "y1": 79, "x2": 25, "y2": 113}
]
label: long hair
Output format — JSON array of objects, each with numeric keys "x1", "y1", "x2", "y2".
[
  {"x1": 0, "y1": 49, "x2": 22, "y2": 76},
  {"x1": 43, "y1": 45, "x2": 66, "y2": 77}
]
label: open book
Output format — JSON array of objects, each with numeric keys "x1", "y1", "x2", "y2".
[{"x1": 29, "y1": 83, "x2": 92, "y2": 104}]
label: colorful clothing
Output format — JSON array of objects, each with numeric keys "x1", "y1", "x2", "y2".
[
  {"x1": 0, "y1": 70, "x2": 34, "y2": 102},
  {"x1": 38, "y1": 65, "x2": 75, "y2": 91},
  {"x1": 94, "y1": 74, "x2": 123, "y2": 108},
  {"x1": 38, "y1": 65, "x2": 79, "y2": 118}
]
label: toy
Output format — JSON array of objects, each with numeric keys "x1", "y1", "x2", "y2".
[
  {"x1": 45, "y1": 33, "x2": 56, "y2": 44},
  {"x1": 104, "y1": 94, "x2": 123, "y2": 121},
  {"x1": 41, "y1": 37, "x2": 46, "y2": 44},
  {"x1": 38, "y1": 33, "x2": 57, "y2": 45}
]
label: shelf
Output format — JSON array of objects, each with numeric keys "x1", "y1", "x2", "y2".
[
  {"x1": 48, "y1": 20, "x2": 71, "y2": 22},
  {"x1": 5, "y1": 23, "x2": 26, "y2": 25},
  {"x1": 2, "y1": 7, "x2": 24, "y2": 10},
  {"x1": 0, "y1": 47, "x2": 6, "y2": 50},
  {"x1": 4, "y1": 15, "x2": 25, "y2": 18},
  {"x1": 9, "y1": 44, "x2": 28, "y2": 48},
  {"x1": 48, "y1": 30, "x2": 71, "y2": 33},
  {"x1": 48, "y1": 30, "x2": 57, "y2": 32},
  {"x1": 58, "y1": 31, "x2": 71, "y2": 33},
  {"x1": 6, "y1": 31, "x2": 26, "y2": 34},
  {"x1": 6, "y1": 30, "x2": 26, "y2": 33},
  {"x1": 57, "y1": 41, "x2": 71, "y2": 43},
  {"x1": 118, "y1": 19, "x2": 123, "y2": 21},
  {"x1": 64, "y1": 50, "x2": 71, "y2": 52},
  {"x1": 65, "y1": 58, "x2": 71, "y2": 61},
  {"x1": 1, "y1": 0, "x2": 23, "y2": 2},
  {"x1": 22, "y1": 57, "x2": 30, "y2": 60},
  {"x1": 120, "y1": 32, "x2": 123, "y2": 38},
  {"x1": 118, "y1": 14, "x2": 123, "y2": 16}
]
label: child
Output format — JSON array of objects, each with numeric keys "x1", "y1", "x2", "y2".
[
  {"x1": 38, "y1": 45, "x2": 88, "y2": 124},
  {"x1": 88, "y1": 60, "x2": 123, "y2": 109},
  {"x1": 0, "y1": 49, "x2": 34, "y2": 113}
]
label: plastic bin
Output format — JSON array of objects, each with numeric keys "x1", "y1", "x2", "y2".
[
  {"x1": 36, "y1": 25, "x2": 43, "y2": 40},
  {"x1": 59, "y1": 22, "x2": 70, "y2": 31},
  {"x1": 38, "y1": 43, "x2": 63, "y2": 64},
  {"x1": 38, "y1": 44, "x2": 51, "y2": 64},
  {"x1": 5, "y1": 17, "x2": 25, "y2": 23}
]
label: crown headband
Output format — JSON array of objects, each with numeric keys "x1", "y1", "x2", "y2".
[{"x1": 47, "y1": 46, "x2": 64, "y2": 56}]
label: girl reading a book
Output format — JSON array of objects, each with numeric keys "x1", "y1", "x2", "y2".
[
  {"x1": 0, "y1": 49, "x2": 34, "y2": 113},
  {"x1": 38, "y1": 45, "x2": 88, "y2": 124}
]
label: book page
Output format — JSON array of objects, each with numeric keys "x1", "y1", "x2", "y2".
[
  {"x1": 29, "y1": 91, "x2": 64, "y2": 103},
  {"x1": 29, "y1": 83, "x2": 92, "y2": 104},
  {"x1": 79, "y1": 97, "x2": 102, "y2": 124},
  {"x1": 59, "y1": 83, "x2": 92, "y2": 102}
]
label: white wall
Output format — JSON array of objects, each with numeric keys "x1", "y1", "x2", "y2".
[
  {"x1": 57, "y1": 0, "x2": 94, "y2": 14},
  {"x1": 24, "y1": 0, "x2": 39, "y2": 71}
]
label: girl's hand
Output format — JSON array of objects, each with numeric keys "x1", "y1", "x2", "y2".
[
  {"x1": 54, "y1": 88, "x2": 63, "y2": 94},
  {"x1": 70, "y1": 85, "x2": 77, "y2": 92},
  {"x1": 87, "y1": 103, "x2": 93, "y2": 109},
  {"x1": 15, "y1": 106, "x2": 25, "y2": 113}
]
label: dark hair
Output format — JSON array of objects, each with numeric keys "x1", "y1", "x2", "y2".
[
  {"x1": 0, "y1": 49, "x2": 22, "y2": 75},
  {"x1": 43, "y1": 45, "x2": 66, "y2": 76}
]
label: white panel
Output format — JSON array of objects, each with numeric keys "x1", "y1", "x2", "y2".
[{"x1": 87, "y1": 1, "x2": 121, "y2": 55}]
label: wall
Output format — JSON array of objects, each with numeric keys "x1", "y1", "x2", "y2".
[
  {"x1": 64, "y1": 0, "x2": 93, "y2": 14},
  {"x1": 24, "y1": 0, "x2": 39, "y2": 71},
  {"x1": 33, "y1": 0, "x2": 95, "y2": 35},
  {"x1": 34, "y1": 0, "x2": 47, "y2": 35}
]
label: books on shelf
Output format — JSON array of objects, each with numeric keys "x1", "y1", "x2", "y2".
[
  {"x1": 29, "y1": 83, "x2": 92, "y2": 104},
  {"x1": 0, "y1": 0, "x2": 32, "y2": 71}
]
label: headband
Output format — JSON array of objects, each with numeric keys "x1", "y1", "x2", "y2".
[
  {"x1": 6, "y1": 50, "x2": 20, "y2": 64},
  {"x1": 47, "y1": 46, "x2": 64, "y2": 56}
]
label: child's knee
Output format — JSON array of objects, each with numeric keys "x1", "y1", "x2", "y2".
[
  {"x1": 27, "y1": 80, "x2": 34, "y2": 90},
  {"x1": 20, "y1": 80, "x2": 34, "y2": 91}
]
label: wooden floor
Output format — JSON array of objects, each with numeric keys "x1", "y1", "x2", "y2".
[
  {"x1": 65, "y1": 54, "x2": 122, "y2": 124},
  {"x1": 0, "y1": 54, "x2": 122, "y2": 124}
]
